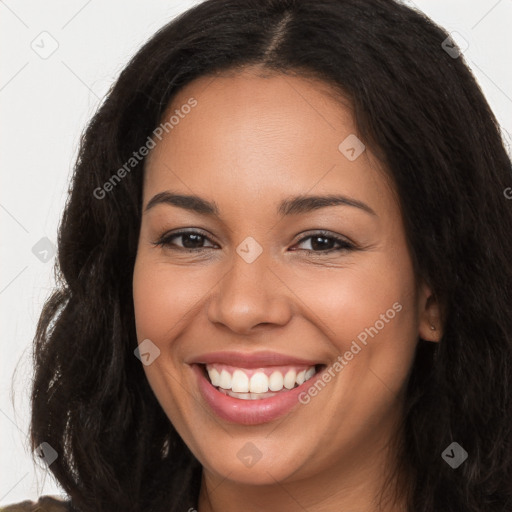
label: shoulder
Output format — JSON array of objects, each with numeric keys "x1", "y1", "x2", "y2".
[{"x1": 0, "y1": 496, "x2": 71, "y2": 512}]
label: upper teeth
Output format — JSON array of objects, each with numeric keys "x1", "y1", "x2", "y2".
[{"x1": 206, "y1": 364, "x2": 317, "y2": 393}]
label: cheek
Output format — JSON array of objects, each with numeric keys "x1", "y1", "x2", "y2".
[
  {"x1": 292, "y1": 255, "x2": 416, "y2": 341},
  {"x1": 131, "y1": 256, "x2": 194, "y2": 429},
  {"x1": 132, "y1": 255, "x2": 206, "y2": 342},
  {"x1": 288, "y1": 255, "x2": 418, "y2": 450},
  {"x1": 132, "y1": 262, "x2": 169, "y2": 341},
  {"x1": 291, "y1": 250, "x2": 419, "y2": 388}
]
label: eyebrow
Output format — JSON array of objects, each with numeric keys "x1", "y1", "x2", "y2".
[{"x1": 144, "y1": 191, "x2": 377, "y2": 217}]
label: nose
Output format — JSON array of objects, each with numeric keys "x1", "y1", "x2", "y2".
[{"x1": 207, "y1": 251, "x2": 293, "y2": 335}]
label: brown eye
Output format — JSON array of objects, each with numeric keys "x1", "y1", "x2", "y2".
[
  {"x1": 153, "y1": 229, "x2": 355, "y2": 255},
  {"x1": 153, "y1": 230, "x2": 217, "y2": 251},
  {"x1": 292, "y1": 232, "x2": 355, "y2": 253}
]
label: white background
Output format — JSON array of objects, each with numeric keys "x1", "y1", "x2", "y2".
[{"x1": 1, "y1": 0, "x2": 511, "y2": 505}]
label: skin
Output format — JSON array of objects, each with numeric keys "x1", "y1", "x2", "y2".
[{"x1": 132, "y1": 67, "x2": 442, "y2": 512}]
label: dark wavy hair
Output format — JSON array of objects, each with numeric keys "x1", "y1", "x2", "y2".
[{"x1": 28, "y1": 0, "x2": 512, "y2": 510}]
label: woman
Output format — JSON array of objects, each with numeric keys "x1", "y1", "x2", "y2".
[{"x1": 3, "y1": 0, "x2": 511, "y2": 510}]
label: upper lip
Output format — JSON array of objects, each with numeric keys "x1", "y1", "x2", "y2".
[{"x1": 188, "y1": 350, "x2": 322, "y2": 368}]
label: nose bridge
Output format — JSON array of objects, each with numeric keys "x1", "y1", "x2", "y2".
[{"x1": 207, "y1": 236, "x2": 291, "y2": 333}]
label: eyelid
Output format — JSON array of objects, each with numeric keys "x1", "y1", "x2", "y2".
[
  {"x1": 292, "y1": 230, "x2": 355, "y2": 253},
  {"x1": 153, "y1": 228, "x2": 356, "y2": 254},
  {"x1": 294, "y1": 229, "x2": 355, "y2": 247},
  {"x1": 152, "y1": 228, "x2": 218, "y2": 249}
]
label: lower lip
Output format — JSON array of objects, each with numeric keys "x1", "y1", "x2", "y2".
[{"x1": 192, "y1": 363, "x2": 320, "y2": 425}]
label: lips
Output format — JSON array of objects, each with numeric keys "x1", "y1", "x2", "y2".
[
  {"x1": 189, "y1": 350, "x2": 322, "y2": 368},
  {"x1": 189, "y1": 351, "x2": 326, "y2": 425}
]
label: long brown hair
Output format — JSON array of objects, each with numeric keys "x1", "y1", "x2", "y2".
[{"x1": 30, "y1": 1, "x2": 512, "y2": 510}]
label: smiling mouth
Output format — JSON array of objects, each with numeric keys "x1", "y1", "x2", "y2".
[{"x1": 199, "y1": 363, "x2": 325, "y2": 400}]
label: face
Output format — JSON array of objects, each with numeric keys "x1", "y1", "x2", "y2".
[{"x1": 132, "y1": 68, "x2": 440, "y2": 489}]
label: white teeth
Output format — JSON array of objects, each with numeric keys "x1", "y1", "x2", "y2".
[
  {"x1": 249, "y1": 372, "x2": 269, "y2": 393},
  {"x1": 205, "y1": 364, "x2": 320, "y2": 395},
  {"x1": 283, "y1": 369, "x2": 297, "y2": 389},
  {"x1": 305, "y1": 367, "x2": 316, "y2": 380},
  {"x1": 231, "y1": 369, "x2": 249, "y2": 392},
  {"x1": 296, "y1": 369, "x2": 306, "y2": 386},
  {"x1": 225, "y1": 391, "x2": 253, "y2": 400},
  {"x1": 268, "y1": 371, "x2": 284, "y2": 391},
  {"x1": 208, "y1": 367, "x2": 221, "y2": 387},
  {"x1": 220, "y1": 388, "x2": 280, "y2": 400},
  {"x1": 219, "y1": 369, "x2": 232, "y2": 389}
]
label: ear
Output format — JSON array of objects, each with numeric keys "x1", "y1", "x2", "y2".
[{"x1": 417, "y1": 281, "x2": 442, "y2": 342}]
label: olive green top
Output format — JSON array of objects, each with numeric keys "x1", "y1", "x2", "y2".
[{"x1": 0, "y1": 496, "x2": 70, "y2": 511}]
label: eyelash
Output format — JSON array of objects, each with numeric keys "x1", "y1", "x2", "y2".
[{"x1": 152, "y1": 229, "x2": 355, "y2": 255}]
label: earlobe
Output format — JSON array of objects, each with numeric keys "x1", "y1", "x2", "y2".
[{"x1": 418, "y1": 282, "x2": 442, "y2": 342}]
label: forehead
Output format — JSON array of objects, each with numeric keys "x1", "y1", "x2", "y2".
[{"x1": 143, "y1": 69, "x2": 395, "y2": 217}]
